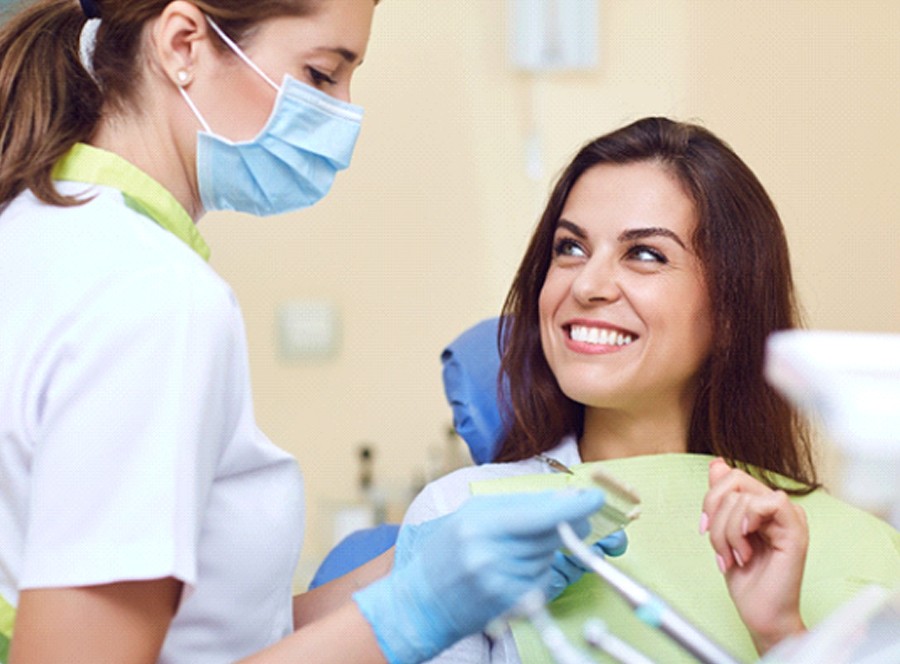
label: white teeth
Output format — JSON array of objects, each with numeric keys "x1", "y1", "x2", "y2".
[{"x1": 569, "y1": 325, "x2": 634, "y2": 347}]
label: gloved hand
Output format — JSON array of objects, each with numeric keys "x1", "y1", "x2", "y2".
[
  {"x1": 545, "y1": 529, "x2": 628, "y2": 601},
  {"x1": 353, "y1": 490, "x2": 605, "y2": 664}
]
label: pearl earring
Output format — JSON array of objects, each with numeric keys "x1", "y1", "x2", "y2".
[{"x1": 176, "y1": 70, "x2": 191, "y2": 86}]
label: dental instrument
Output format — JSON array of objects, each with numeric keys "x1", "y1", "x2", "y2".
[
  {"x1": 557, "y1": 521, "x2": 743, "y2": 664},
  {"x1": 537, "y1": 455, "x2": 642, "y2": 541},
  {"x1": 514, "y1": 589, "x2": 596, "y2": 664},
  {"x1": 538, "y1": 454, "x2": 576, "y2": 475},
  {"x1": 583, "y1": 619, "x2": 656, "y2": 664}
]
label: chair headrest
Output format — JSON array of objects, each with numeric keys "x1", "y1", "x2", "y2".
[{"x1": 440, "y1": 317, "x2": 509, "y2": 464}]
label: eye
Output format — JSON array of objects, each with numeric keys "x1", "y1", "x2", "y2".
[
  {"x1": 306, "y1": 66, "x2": 337, "y2": 87},
  {"x1": 627, "y1": 244, "x2": 668, "y2": 264},
  {"x1": 553, "y1": 237, "x2": 587, "y2": 259}
]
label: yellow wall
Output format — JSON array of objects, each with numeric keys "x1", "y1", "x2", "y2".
[{"x1": 200, "y1": 0, "x2": 900, "y2": 579}]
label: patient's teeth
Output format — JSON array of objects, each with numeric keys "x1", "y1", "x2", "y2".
[{"x1": 569, "y1": 325, "x2": 634, "y2": 347}]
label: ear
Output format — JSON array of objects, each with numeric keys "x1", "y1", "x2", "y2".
[{"x1": 149, "y1": 0, "x2": 215, "y2": 89}]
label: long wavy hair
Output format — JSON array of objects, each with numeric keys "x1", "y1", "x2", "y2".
[
  {"x1": 0, "y1": 0, "x2": 339, "y2": 210},
  {"x1": 496, "y1": 117, "x2": 817, "y2": 490}
]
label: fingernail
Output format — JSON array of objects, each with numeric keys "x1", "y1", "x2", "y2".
[
  {"x1": 741, "y1": 516, "x2": 748, "y2": 536},
  {"x1": 732, "y1": 548, "x2": 744, "y2": 568},
  {"x1": 716, "y1": 554, "x2": 726, "y2": 574},
  {"x1": 699, "y1": 512, "x2": 709, "y2": 534}
]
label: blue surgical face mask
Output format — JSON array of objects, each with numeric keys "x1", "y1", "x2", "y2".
[{"x1": 178, "y1": 18, "x2": 363, "y2": 216}]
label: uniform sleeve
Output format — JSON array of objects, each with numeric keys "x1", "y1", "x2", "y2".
[{"x1": 20, "y1": 262, "x2": 244, "y2": 591}]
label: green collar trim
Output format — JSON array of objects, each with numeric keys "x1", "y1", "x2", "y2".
[
  {"x1": 0, "y1": 592, "x2": 14, "y2": 663},
  {"x1": 52, "y1": 143, "x2": 210, "y2": 261}
]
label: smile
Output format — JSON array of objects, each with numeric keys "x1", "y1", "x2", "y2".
[{"x1": 568, "y1": 324, "x2": 635, "y2": 347}]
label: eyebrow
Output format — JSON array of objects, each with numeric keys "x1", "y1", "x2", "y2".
[
  {"x1": 618, "y1": 227, "x2": 686, "y2": 249},
  {"x1": 317, "y1": 47, "x2": 362, "y2": 65},
  {"x1": 556, "y1": 220, "x2": 588, "y2": 240},
  {"x1": 556, "y1": 220, "x2": 687, "y2": 249}
]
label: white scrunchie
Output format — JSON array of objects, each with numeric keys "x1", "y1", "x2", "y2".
[{"x1": 78, "y1": 18, "x2": 101, "y2": 83}]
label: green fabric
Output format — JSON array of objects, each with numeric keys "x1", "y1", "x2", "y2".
[
  {"x1": 52, "y1": 143, "x2": 210, "y2": 261},
  {"x1": 0, "y1": 592, "x2": 14, "y2": 663},
  {"x1": 471, "y1": 453, "x2": 900, "y2": 664}
]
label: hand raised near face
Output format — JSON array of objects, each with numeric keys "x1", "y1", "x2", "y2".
[{"x1": 700, "y1": 458, "x2": 808, "y2": 654}]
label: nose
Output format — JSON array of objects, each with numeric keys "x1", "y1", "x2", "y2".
[
  {"x1": 331, "y1": 82, "x2": 353, "y2": 104},
  {"x1": 571, "y1": 254, "x2": 621, "y2": 305}
]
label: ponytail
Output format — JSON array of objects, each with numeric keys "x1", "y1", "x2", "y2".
[{"x1": 0, "y1": 0, "x2": 101, "y2": 209}]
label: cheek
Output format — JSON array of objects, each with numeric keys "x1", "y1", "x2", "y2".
[
  {"x1": 538, "y1": 269, "x2": 568, "y2": 316},
  {"x1": 537, "y1": 290, "x2": 553, "y2": 353},
  {"x1": 537, "y1": 280, "x2": 563, "y2": 365},
  {"x1": 207, "y1": 62, "x2": 278, "y2": 140},
  {"x1": 537, "y1": 287, "x2": 552, "y2": 325},
  {"x1": 680, "y1": 287, "x2": 714, "y2": 360},
  {"x1": 538, "y1": 277, "x2": 566, "y2": 333}
]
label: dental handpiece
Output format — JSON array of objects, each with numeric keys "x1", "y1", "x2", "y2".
[
  {"x1": 583, "y1": 619, "x2": 656, "y2": 664},
  {"x1": 557, "y1": 522, "x2": 743, "y2": 664},
  {"x1": 514, "y1": 590, "x2": 596, "y2": 664}
]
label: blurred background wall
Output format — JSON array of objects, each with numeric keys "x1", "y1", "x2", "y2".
[{"x1": 102, "y1": 0, "x2": 899, "y2": 582}]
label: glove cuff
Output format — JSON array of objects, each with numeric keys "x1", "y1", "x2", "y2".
[{"x1": 353, "y1": 571, "x2": 448, "y2": 664}]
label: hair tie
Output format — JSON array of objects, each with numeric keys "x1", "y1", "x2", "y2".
[
  {"x1": 79, "y1": 0, "x2": 101, "y2": 19},
  {"x1": 79, "y1": 18, "x2": 101, "y2": 83}
]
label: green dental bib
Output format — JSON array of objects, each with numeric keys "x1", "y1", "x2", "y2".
[{"x1": 470, "y1": 454, "x2": 900, "y2": 664}]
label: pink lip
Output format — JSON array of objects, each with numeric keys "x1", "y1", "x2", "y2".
[{"x1": 561, "y1": 319, "x2": 639, "y2": 355}]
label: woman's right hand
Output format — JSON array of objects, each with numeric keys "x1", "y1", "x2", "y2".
[
  {"x1": 353, "y1": 489, "x2": 606, "y2": 664},
  {"x1": 700, "y1": 458, "x2": 809, "y2": 654}
]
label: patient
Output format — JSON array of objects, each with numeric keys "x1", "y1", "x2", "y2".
[{"x1": 405, "y1": 117, "x2": 900, "y2": 663}]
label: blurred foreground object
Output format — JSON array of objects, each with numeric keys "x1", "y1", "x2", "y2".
[
  {"x1": 760, "y1": 585, "x2": 899, "y2": 664},
  {"x1": 765, "y1": 330, "x2": 900, "y2": 527}
]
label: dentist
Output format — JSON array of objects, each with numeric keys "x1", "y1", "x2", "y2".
[{"x1": 0, "y1": 1, "x2": 619, "y2": 663}]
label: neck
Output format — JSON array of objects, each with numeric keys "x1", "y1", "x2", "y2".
[
  {"x1": 579, "y1": 399, "x2": 693, "y2": 462},
  {"x1": 90, "y1": 105, "x2": 202, "y2": 221}
]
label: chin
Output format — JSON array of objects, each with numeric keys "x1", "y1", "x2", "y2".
[{"x1": 557, "y1": 382, "x2": 622, "y2": 409}]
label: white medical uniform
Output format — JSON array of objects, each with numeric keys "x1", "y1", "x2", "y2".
[{"x1": 0, "y1": 144, "x2": 305, "y2": 663}]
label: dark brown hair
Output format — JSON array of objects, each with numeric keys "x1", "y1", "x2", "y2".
[
  {"x1": 0, "y1": 0, "x2": 327, "y2": 210},
  {"x1": 496, "y1": 117, "x2": 817, "y2": 490}
]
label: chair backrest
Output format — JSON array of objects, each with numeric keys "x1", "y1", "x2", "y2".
[
  {"x1": 307, "y1": 522, "x2": 400, "y2": 589},
  {"x1": 440, "y1": 316, "x2": 509, "y2": 464}
]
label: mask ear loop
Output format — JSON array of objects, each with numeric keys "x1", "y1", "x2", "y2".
[
  {"x1": 204, "y1": 17, "x2": 281, "y2": 93},
  {"x1": 176, "y1": 72, "x2": 213, "y2": 134}
]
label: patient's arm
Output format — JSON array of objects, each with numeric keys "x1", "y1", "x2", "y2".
[
  {"x1": 701, "y1": 458, "x2": 808, "y2": 654},
  {"x1": 293, "y1": 548, "x2": 394, "y2": 629}
]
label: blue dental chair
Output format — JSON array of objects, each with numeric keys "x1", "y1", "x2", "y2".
[{"x1": 308, "y1": 317, "x2": 505, "y2": 589}]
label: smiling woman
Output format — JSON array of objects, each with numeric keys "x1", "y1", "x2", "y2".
[
  {"x1": 401, "y1": 117, "x2": 900, "y2": 663},
  {"x1": 498, "y1": 118, "x2": 811, "y2": 483}
]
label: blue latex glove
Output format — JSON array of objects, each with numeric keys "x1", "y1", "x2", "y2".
[
  {"x1": 353, "y1": 490, "x2": 605, "y2": 664},
  {"x1": 545, "y1": 529, "x2": 628, "y2": 601}
]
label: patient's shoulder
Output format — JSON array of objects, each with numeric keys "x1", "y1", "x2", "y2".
[{"x1": 403, "y1": 456, "x2": 550, "y2": 524}]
